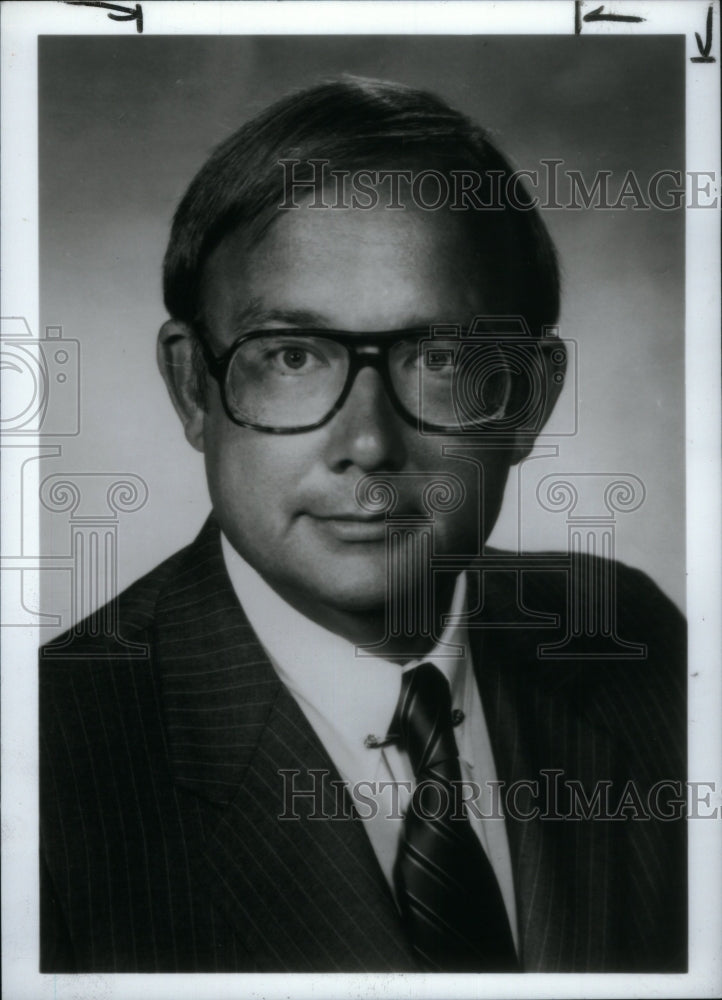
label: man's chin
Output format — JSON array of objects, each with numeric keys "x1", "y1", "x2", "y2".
[
  {"x1": 275, "y1": 558, "x2": 393, "y2": 621},
  {"x1": 303, "y1": 573, "x2": 391, "y2": 615},
  {"x1": 290, "y1": 532, "x2": 439, "y2": 615}
]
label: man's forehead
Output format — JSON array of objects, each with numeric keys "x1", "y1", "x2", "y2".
[
  {"x1": 198, "y1": 201, "x2": 488, "y2": 336},
  {"x1": 220, "y1": 197, "x2": 480, "y2": 261}
]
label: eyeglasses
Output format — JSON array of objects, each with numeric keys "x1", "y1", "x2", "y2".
[{"x1": 199, "y1": 327, "x2": 516, "y2": 434}]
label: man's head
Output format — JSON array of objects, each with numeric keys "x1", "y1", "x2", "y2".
[{"x1": 158, "y1": 77, "x2": 564, "y2": 641}]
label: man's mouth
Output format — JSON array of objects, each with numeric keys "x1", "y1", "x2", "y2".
[{"x1": 304, "y1": 511, "x2": 389, "y2": 542}]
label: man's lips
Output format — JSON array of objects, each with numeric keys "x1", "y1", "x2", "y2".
[
  {"x1": 309, "y1": 512, "x2": 387, "y2": 522},
  {"x1": 302, "y1": 510, "x2": 390, "y2": 542}
]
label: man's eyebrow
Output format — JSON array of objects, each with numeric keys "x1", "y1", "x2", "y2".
[
  {"x1": 228, "y1": 301, "x2": 464, "y2": 336},
  {"x1": 230, "y1": 301, "x2": 332, "y2": 334}
]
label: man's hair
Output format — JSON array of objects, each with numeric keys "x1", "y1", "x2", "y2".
[{"x1": 163, "y1": 76, "x2": 560, "y2": 338}]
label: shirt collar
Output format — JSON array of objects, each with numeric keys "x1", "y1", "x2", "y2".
[{"x1": 220, "y1": 533, "x2": 475, "y2": 775}]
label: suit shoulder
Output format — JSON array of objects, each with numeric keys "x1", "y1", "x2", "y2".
[
  {"x1": 39, "y1": 533, "x2": 198, "y2": 666},
  {"x1": 516, "y1": 552, "x2": 685, "y2": 641},
  {"x1": 484, "y1": 549, "x2": 684, "y2": 635},
  {"x1": 483, "y1": 551, "x2": 686, "y2": 736},
  {"x1": 520, "y1": 555, "x2": 685, "y2": 769}
]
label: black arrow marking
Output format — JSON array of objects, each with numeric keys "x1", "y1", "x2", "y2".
[
  {"x1": 63, "y1": 1, "x2": 143, "y2": 33},
  {"x1": 692, "y1": 4, "x2": 715, "y2": 62},
  {"x1": 584, "y1": 5, "x2": 646, "y2": 25}
]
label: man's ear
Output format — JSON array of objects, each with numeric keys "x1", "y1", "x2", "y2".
[
  {"x1": 508, "y1": 336, "x2": 567, "y2": 465},
  {"x1": 157, "y1": 320, "x2": 206, "y2": 452}
]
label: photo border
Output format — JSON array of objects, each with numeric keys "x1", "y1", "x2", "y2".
[{"x1": 2, "y1": 2, "x2": 720, "y2": 998}]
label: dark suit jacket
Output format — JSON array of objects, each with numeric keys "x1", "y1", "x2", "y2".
[{"x1": 40, "y1": 515, "x2": 687, "y2": 973}]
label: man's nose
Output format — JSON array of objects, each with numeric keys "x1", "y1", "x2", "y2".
[{"x1": 323, "y1": 366, "x2": 407, "y2": 472}]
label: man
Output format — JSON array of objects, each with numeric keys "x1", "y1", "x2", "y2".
[{"x1": 40, "y1": 77, "x2": 686, "y2": 973}]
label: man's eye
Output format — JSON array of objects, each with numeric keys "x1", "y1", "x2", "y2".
[
  {"x1": 265, "y1": 343, "x2": 327, "y2": 375},
  {"x1": 393, "y1": 338, "x2": 432, "y2": 370},
  {"x1": 425, "y1": 349, "x2": 455, "y2": 369},
  {"x1": 412, "y1": 347, "x2": 457, "y2": 376},
  {"x1": 280, "y1": 347, "x2": 309, "y2": 370}
]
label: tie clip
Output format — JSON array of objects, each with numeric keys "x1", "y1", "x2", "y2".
[{"x1": 364, "y1": 708, "x2": 465, "y2": 749}]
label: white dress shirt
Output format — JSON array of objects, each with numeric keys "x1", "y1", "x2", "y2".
[{"x1": 221, "y1": 533, "x2": 518, "y2": 949}]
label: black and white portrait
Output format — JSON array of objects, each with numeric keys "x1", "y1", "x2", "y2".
[{"x1": 1, "y1": 3, "x2": 720, "y2": 998}]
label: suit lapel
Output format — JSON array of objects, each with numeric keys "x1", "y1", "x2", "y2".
[
  {"x1": 473, "y1": 567, "x2": 625, "y2": 971},
  {"x1": 198, "y1": 683, "x2": 418, "y2": 971},
  {"x1": 153, "y1": 518, "x2": 417, "y2": 971}
]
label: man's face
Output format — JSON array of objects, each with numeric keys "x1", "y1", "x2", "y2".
[{"x1": 195, "y1": 199, "x2": 514, "y2": 630}]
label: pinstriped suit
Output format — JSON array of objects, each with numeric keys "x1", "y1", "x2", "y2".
[{"x1": 40, "y1": 516, "x2": 687, "y2": 972}]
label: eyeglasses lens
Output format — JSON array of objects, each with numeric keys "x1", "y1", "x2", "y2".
[
  {"x1": 390, "y1": 337, "x2": 512, "y2": 430},
  {"x1": 225, "y1": 334, "x2": 349, "y2": 428}
]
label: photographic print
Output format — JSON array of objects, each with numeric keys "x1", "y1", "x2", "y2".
[{"x1": 1, "y1": 2, "x2": 720, "y2": 998}]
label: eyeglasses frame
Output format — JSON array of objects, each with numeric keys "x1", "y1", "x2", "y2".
[{"x1": 197, "y1": 326, "x2": 515, "y2": 435}]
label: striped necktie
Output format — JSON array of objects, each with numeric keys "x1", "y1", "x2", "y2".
[{"x1": 391, "y1": 661, "x2": 519, "y2": 971}]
